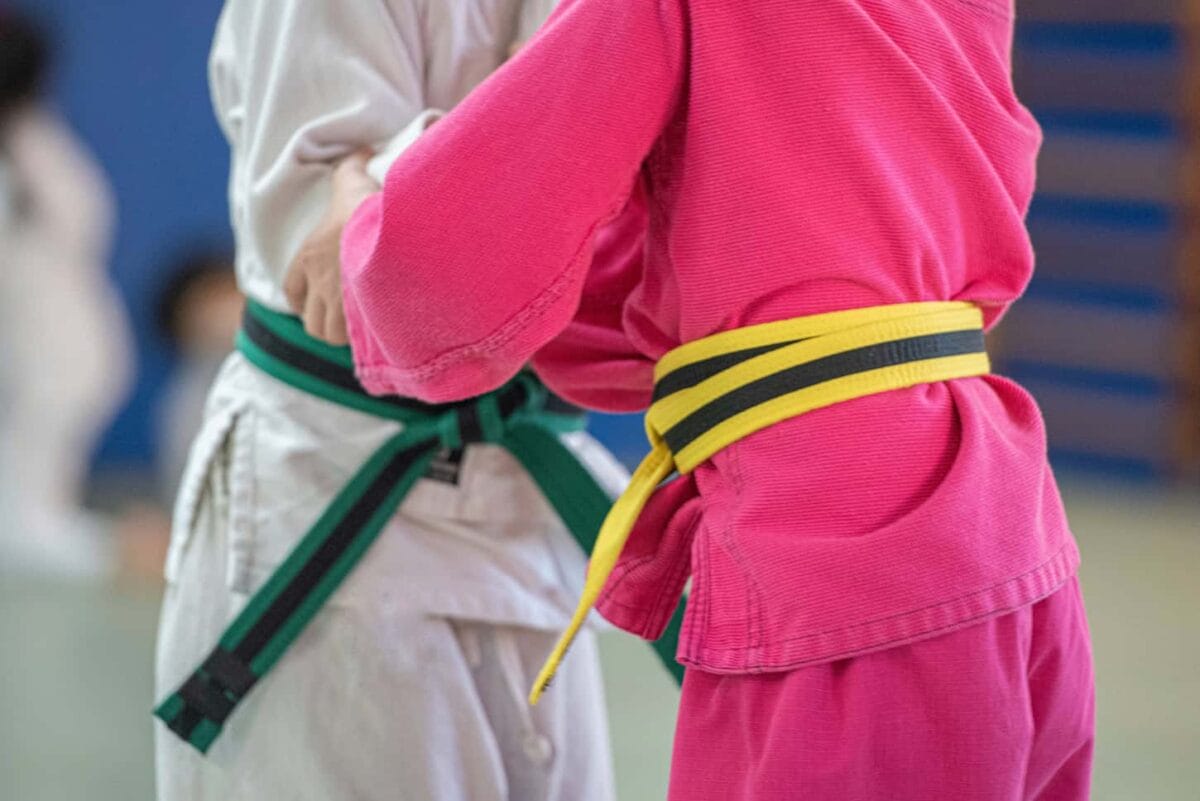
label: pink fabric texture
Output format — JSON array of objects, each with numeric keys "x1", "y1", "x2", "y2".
[
  {"x1": 341, "y1": 0, "x2": 1081, "y2": 674},
  {"x1": 669, "y1": 578, "x2": 1095, "y2": 801}
]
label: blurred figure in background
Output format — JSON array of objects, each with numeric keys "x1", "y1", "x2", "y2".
[
  {"x1": 97, "y1": 249, "x2": 242, "y2": 580},
  {"x1": 0, "y1": 10, "x2": 135, "y2": 579},
  {"x1": 154, "y1": 248, "x2": 241, "y2": 503}
]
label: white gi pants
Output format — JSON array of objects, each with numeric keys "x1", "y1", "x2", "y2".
[{"x1": 155, "y1": 355, "x2": 617, "y2": 801}]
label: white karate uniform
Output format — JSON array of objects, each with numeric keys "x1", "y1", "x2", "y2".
[
  {"x1": 155, "y1": 2, "x2": 620, "y2": 799},
  {"x1": 0, "y1": 108, "x2": 133, "y2": 579}
]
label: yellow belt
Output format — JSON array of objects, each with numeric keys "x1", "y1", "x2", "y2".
[{"x1": 529, "y1": 301, "x2": 991, "y2": 703}]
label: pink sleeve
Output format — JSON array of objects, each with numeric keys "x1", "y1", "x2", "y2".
[
  {"x1": 531, "y1": 184, "x2": 655, "y2": 413},
  {"x1": 341, "y1": 0, "x2": 686, "y2": 402}
]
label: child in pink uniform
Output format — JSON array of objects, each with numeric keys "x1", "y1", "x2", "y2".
[{"x1": 313, "y1": 0, "x2": 1095, "y2": 797}]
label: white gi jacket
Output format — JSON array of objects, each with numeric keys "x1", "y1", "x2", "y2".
[{"x1": 176, "y1": 0, "x2": 621, "y2": 636}]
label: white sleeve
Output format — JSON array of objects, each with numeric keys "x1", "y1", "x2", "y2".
[
  {"x1": 208, "y1": 6, "x2": 242, "y2": 147},
  {"x1": 369, "y1": 0, "x2": 548, "y2": 183},
  {"x1": 282, "y1": 1, "x2": 428, "y2": 167},
  {"x1": 215, "y1": 0, "x2": 433, "y2": 301},
  {"x1": 216, "y1": 0, "x2": 542, "y2": 305}
]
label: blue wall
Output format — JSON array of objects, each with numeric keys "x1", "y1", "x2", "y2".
[{"x1": 19, "y1": 0, "x2": 232, "y2": 467}]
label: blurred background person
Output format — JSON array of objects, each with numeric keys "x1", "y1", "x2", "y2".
[
  {"x1": 153, "y1": 247, "x2": 241, "y2": 503},
  {"x1": 78, "y1": 247, "x2": 244, "y2": 581},
  {"x1": 0, "y1": 9, "x2": 135, "y2": 579}
]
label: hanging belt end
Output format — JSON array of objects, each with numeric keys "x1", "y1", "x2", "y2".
[
  {"x1": 154, "y1": 693, "x2": 225, "y2": 755},
  {"x1": 528, "y1": 662, "x2": 556, "y2": 706},
  {"x1": 529, "y1": 625, "x2": 580, "y2": 706}
]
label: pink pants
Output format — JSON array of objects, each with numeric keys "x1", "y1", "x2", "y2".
[{"x1": 669, "y1": 578, "x2": 1094, "y2": 801}]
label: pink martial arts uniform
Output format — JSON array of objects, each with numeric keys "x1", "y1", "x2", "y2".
[{"x1": 338, "y1": 0, "x2": 1096, "y2": 797}]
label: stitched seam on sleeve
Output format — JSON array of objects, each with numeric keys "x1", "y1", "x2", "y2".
[{"x1": 357, "y1": 192, "x2": 633, "y2": 381}]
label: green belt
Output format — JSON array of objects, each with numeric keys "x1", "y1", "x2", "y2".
[{"x1": 156, "y1": 300, "x2": 685, "y2": 754}]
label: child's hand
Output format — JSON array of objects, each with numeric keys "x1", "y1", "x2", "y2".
[{"x1": 284, "y1": 149, "x2": 379, "y2": 345}]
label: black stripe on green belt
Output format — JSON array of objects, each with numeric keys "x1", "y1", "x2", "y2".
[{"x1": 156, "y1": 301, "x2": 685, "y2": 754}]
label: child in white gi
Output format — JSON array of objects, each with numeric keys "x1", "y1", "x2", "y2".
[
  {"x1": 0, "y1": 11, "x2": 134, "y2": 579},
  {"x1": 154, "y1": 2, "x2": 621, "y2": 799}
]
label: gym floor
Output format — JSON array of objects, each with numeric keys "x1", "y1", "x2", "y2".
[{"x1": 1, "y1": 479, "x2": 1196, "y2": 800}]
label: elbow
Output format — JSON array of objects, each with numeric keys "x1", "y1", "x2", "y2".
[
  {"x1": 343, "y1": 233, "x2": 585, "y2": 403},
  {"x1": 532, "y1": 348, "x2": 654, "y2": 413},
  {"x1": 353, "y1": 309, "x2": 578, "y2": 404}
]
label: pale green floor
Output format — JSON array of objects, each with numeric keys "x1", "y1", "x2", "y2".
[{"x1": 1, "y1": 480, "x2": 1196, "y2": 800}]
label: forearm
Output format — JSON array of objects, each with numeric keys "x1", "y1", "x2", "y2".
[{"x1": 341, "y1": 0, "x2": 686, "y2": 402}]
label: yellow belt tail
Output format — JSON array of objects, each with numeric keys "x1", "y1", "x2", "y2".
[{"x1": 529, "y1": 441, "x2": 676, "y2": 704}]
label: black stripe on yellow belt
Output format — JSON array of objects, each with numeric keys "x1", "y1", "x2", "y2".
[
  {"x1": 155, "y1": 300, "x2": 686, "y2": 754},
  {"x1": 529, "y1": 301, "x2": 991, "y2": 703}
]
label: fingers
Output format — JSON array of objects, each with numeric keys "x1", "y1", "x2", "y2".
[
  {"x1": 282, "y1": 150, "x2": 369, "y2": 345},
  {"x1": 333, "y1": 148, "x2": 374, "y2": 186},
  {"x1": 342, "y1": 147, "x2": 374, "y2": 170},
  {"x1": 331, "y1": 149, "x2": 381, "y2": 216},
  {"x1": 283, "y1": 260, "x2": 308, "y2": 315},
  {"x1": 302, "y1": 293, "x2": 328, "y2": 342},
  {"x1": 293, "y1": 256, "x2": 348, "y2": 345},
  {"x1": 324, "y1": 302, "x2": 349, "y2": 346}
]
